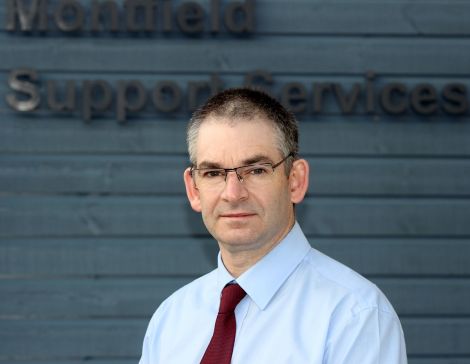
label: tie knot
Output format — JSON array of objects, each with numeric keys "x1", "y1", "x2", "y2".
[{"x1": 219, "y1": 284, "x2": 246, "y2": 314}]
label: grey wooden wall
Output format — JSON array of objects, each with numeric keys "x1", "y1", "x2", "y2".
[{"x1": 1, "y1": 1, "x2": 470, "y2": 363}]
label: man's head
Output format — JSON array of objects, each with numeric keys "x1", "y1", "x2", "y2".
[
  {"x1": 183, "y1": 88, "x2": 309, "y2": 267},
  {"x1": 187, "y1": 88, "x2": 299, "y2": 171}
]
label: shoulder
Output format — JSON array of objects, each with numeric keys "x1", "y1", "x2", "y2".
[
  {"x1": 167, "y1": 268, "x2": 218, "y2": 304},
  {"x1": 301, "y1": 250, "x2": 407, "y2": 361},
  {"x1": 302, "y1": 247, "x2": 398, "y2": 318},
  {"x1": 146, "y1": 268, "x2": 217, "y2": 331}
]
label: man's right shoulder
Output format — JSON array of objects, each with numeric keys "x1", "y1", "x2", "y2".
[
  {"x1": 167, "y1": 268, "x2": 217, "y2": 303},
  {"x1": 148, "y1": 268, "x2": 218, "y2": 323}
]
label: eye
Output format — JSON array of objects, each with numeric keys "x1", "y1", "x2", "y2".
[
  {"x1": 202, "y1": 169, "x2": 225, "y2": 178},
  {"x1": 251, "y1": 168, "x2": 266, "y2": 175},
  {"x1": 246, "y1": 165, "x2": 271, "y2": 176}
]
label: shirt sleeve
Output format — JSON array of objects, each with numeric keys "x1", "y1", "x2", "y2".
[
  {"x1": 323, "y1": 307, "x2": 407, "y2": 364},
  {"x1": 139, "y1": 317, "x2": 154, "y2": 364},
  {"x1": 139, "y1": 299, "x2": 168, "y2": 364}
]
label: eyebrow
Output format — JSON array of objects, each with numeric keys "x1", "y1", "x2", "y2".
[
  {"x1": 197, "y1": 161, "x2": 223, "y2": 169},
  {"x1": 197, "y1": 154, "x2": 275, "y2": 169},
  {"x1": 241, "y1": 154, "x2": 274, "y2": 165}
]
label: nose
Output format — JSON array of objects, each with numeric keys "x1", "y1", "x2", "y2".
[{"x1": 220, "y1": 170, "x2": 248, "y2": 202}]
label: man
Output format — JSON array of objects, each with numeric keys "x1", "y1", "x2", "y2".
[{"x1": 139, "y1": 88, "x2": 407, "y2": 363}]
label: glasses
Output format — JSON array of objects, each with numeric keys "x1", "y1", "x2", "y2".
[{"x1": 190, "y1": 153, "x2": 294, "y2": 190}]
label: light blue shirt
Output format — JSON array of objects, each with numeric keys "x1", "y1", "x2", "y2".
[{"x1": 140, "y1": 222, "x2": 407, "y2": 363}]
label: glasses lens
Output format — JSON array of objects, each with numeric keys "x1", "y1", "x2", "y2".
[
  {"x1": 195, "y1": 169, "x2": 226, "y2": 188},
  {"x1": 238, "y1": 164, "x2": 273, "y2": 185}
]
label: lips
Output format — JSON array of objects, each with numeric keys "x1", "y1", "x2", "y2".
[{"x1": 220, "y1": 212, "x2": 256, "y2": 218}]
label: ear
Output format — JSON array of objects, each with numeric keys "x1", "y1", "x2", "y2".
[
  {"x1": 184, "y1": 167, "x2": 202, "y2": 212},
  {"x1": 289, "y1": 159, "x2": 309, "y2": 204}
]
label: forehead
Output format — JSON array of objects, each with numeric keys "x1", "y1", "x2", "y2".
[{"x1": 196, "y1": 116, "x2": 281, "y2": 165}]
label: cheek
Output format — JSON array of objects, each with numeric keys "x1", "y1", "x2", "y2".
[
  {"x1": 269, "y1": 184, "x2": 292, "y2": 215},
  {"x1": 258, "y1": 186, "x2": 289, "y2": 215},
  {"x1": 198, "y1": 194, "x2": 218, "y2": 222}
]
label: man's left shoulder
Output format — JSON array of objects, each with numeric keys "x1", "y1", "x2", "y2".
[
  {"x1": 303, "y1": 247, "x2": 397, "y2": 316},
  {"x1": 302, "y1": 250, "x2": 407, "y2": 362}
]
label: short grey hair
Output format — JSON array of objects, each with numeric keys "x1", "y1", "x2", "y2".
[{"x1": 187, "y1": 88, "x2": 299, "y2": 169}]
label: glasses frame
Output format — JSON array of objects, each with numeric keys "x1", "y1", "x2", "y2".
[{"x1": 190, "y1": 152, "x2": 295, "y2": 188}]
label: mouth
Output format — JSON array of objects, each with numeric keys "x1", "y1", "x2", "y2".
[{"x1": 220, "y1": 212, "x2": 256, "y2": 218}]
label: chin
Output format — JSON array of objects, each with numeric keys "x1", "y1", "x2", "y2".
[
  {"x1": 218, "y1": 228, "x2": 253, "y2": 241},
  {"x1": 216, "y1": 229, "x2": 263, "y2": 249}
]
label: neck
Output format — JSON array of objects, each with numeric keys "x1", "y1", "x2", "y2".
[
  {"x1": 219, "y1": 221, "x2": 295, "y2": 278},
  {"x1": 220, "y1": 250, "x2": 263, "y2": 278}
]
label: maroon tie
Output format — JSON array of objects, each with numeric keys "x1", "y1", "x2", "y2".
[{"x1": 200, "y1": 284, "x2": 247, "y2": 364}]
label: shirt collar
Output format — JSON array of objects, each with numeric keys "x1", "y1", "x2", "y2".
[{"x1": 216, "y1": 221, "x2": 311, "y2": 310}]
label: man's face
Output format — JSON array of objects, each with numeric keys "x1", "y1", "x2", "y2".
[{"x1": 185, "y1": 116, "x2": 297, "y2": 255}]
